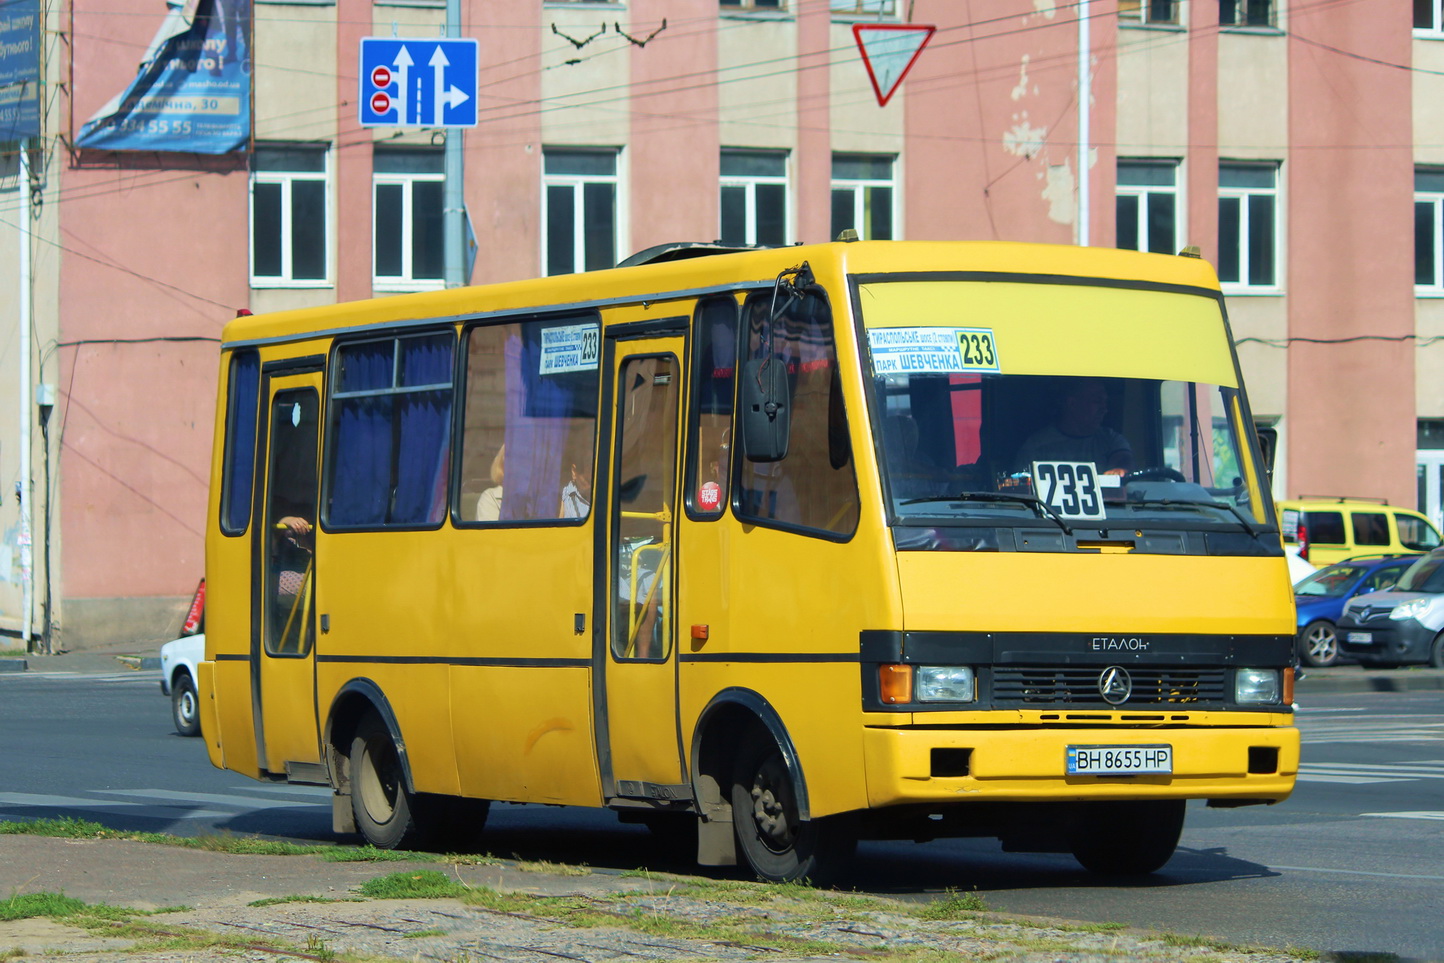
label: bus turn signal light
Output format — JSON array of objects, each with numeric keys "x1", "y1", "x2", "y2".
[{"x1": 879, "y1": 664, "x2": 913, "y2": 704}]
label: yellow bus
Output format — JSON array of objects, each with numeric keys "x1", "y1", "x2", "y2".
[{"x1": 199, "y1": 239, "x2": 1297, "y2": 882}]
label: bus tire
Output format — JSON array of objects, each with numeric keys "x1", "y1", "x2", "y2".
[
  {"x1": 1069, "y1": 800, "x2": 1184, "y2": 876},
  {"x1": 730, "y1": 735, "x2": 855, "y2": 886},
  {"x1": 350, "y1": 715, "x2": 425, "y2": 850}
]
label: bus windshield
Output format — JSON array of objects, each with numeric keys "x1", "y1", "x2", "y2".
[{"x1": 858, "y1": 278, "x2": 1271, "y2": 535}]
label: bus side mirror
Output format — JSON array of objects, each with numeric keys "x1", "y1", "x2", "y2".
[{"x1": 741, "y1": 357, "x2": 790, "y2": 462}]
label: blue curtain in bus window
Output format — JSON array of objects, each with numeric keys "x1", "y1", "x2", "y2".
[
  {"x1": 391, "y1": 336, "x2": 453, "y2": 524},
  {"x1": 327, "y1": 343, "x2": 394, "y2": 526}
]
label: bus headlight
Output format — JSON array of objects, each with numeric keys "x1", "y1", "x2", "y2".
[
  {"x1": 916, "y1": 666, "x2": 976, "y2": 703},
  {"x1": 1235, "y1": 668, "x2": 1281, "y2": 704}
]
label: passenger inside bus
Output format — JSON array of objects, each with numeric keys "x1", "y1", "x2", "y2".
[
  {"x1": 1015, "y1": 377, "x2": 1134, "y2": 474},
  {"x1": 559, "y1": 453, "x2": 591, "y2": 518},
  {"x1": 475, "y1": 446, "x2": 504, "y2": 521}
]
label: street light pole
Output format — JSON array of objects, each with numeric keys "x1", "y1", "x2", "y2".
[{"x1": 443, "y1": 0, "x2": 464, "y2": 287}]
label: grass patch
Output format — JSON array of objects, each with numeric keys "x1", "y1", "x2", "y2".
[
  {"x1": 0, "y1": 948, "x2": 25, "y2": 960},
  {"x1": 1157, "y1": 932, "x2": 1234, "y2": 951},
  {"x1": 0, "y1": 893, "x2": 90, "y2": 921},
  {"x1": 358, "y1": 870, "x2": 468, "y2": 900},
  {"x1": 914, "y1": 887, "x2": 988, "y2": 920},
  {"x1": 516, "y1": 859, "x2": 591, "y2": 876},
  {"x1": 403, "y1": 928, "x2": 448, "y2": 939},
  {"x1": 248, "y1": 895, "x2": 351, "y2": 908}
]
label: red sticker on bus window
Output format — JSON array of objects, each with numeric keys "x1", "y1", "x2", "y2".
[{"x1": 698, "y1": 481, "x2": 721, "y2": 512}]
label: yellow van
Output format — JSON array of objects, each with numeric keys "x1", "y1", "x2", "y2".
[{"x1": 1278, "y1": 498, "x2": 1441, "y2": 566}]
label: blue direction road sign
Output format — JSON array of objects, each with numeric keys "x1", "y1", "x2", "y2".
[{"x1": 359, "y1": 37, "x2": 477, "y2": 128}]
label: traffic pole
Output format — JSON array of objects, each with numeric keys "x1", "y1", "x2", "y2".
[{"x1": 443, "y1": 0, "x2": 464, "y2": 287}]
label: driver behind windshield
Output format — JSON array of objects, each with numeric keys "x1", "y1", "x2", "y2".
[{"x1": 1015, "y1": 377, "x2": 1134, "y2": 475}]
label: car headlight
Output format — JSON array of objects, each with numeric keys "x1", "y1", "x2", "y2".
[
  {"x1": 1389, "y1": 598, "x2": 1431, "y2": 621},
  {"x1": 916, "y1": 666, "x2": 976, "y2": 703},
  {"x1": 1235, "y1": 668, "x2": 1281, "y2": 704}
]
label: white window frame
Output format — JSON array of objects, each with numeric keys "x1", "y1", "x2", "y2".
[
  {"x1": 1416, "y1": 0, "x2": 1444, "y2": 36},
  {"x1": 1218, "y1": 162, "x2": 1281, "y2": 295},
  {"x1": 1115, "y1": 159, "x2": 1182, "y2": 256},
  {"x1": 372, "y1": 152, "x2": 445, "y2": 292},
  {"x1": 1220, "y1": 0, "x2": 1276, "y2": 28},
  {"x1": 1119, "y1": 0, "x2": 1182, "y2": 26},
  {"x1": 829, "y1": 0, "x2": 896, "y2": 17},
  {"x1": 542, "y1": 148, "x2": 623, "y2": 277},
  {"x1": 249, "y1": 146, "x2": 332, "y2": 288},
  {"x1": 719, "y1": 150, "x2": 790, "y2": 247},
  {"x1": 1418, "y1": 170, "x2": 1444, "y2": 297},
  {"x1": 720, "y1": 0, "x2": 786, "y2": 11},
  {"x1": 831, "y1": 153, "x2": 897, "y2": 241}
]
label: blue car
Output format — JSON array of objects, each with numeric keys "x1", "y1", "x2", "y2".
[{"x1": 1294, "y1": 555, "x2": 1417, "y2": 667}]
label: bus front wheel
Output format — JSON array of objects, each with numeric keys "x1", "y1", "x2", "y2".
[
  {"x1": 1069, "y1": 800, "x2": 1184, "y2": 876},
  {"x1": 730, "y1": 736, "x2": 854, "y2": 886},
  {"x1": 350, "y1": 715, "x2": 424, "y2": 850}
]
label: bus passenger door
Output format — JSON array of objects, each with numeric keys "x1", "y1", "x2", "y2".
[
  {"x1": 253, "y1": 370, "x2": 323, "y2": 778},
  {"x1": 599, "y1": 337, "x2": 686, "y2": 800}
]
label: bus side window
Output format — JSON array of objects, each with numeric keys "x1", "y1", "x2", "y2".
[
  {"x1": 325, "y1": 332, "x2": 455, "y2": 529},
  {"x1": 736, "y1": 291, "x2": 859, "y2": 536},
  {"x1": 459, "y1": 316, "x2": 600, "y2": 525},
  {"x1": 220, "y1": 349, "x2": 261, "y2": 535},
  {"x1": 685, "y1": 297, "x2": 738, "y2": 519}
]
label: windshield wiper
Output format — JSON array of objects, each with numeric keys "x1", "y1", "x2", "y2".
[
  {"x1": 900, "y1": 491, "x2": 1072, "y2": 535},
  {"x1": 1122, "y1": 495, "x2": 1261, "y2": 534}
]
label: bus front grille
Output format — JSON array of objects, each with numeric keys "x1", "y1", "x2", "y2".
[{"x1": 992, "y1": 667, "x2": 1228, "y2": 706}]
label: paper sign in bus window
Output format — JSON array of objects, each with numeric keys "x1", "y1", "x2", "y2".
[
  {"x1": 539, "y1": 323, "x2": 600, "y2": 375},
  {"x1": 868, "y1": 327, "x2": 999, "y2": 375},
  {"x1": 1032, "y1": 461, "x2": 1106, "y2": 521}
]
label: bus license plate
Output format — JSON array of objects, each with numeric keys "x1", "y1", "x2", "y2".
[
  {"x1": 1067, "y1": 745, "x2": 1173, "y2": 775},
  {"x1": 1346, "y1": 631, "x2": 1373, "y2": 644}
]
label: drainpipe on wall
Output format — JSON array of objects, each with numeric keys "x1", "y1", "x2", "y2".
[{"x1": 18, "y1": 139, "x2": 34, "y2": 653}]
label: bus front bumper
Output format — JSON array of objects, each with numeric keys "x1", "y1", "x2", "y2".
[{"x1": 862, "y1": 722, "x2": 1298, "y2": 808}]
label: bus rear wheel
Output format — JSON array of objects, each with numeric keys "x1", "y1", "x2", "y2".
[
  {"x1": 350, "y1": 715, "x2": 425, "y2": 850},
  {"x1": 730, "y1": 736, "x2": 854, "y2": 886},
  {"x1": 1069, "y1": 800, "x2": 1184, "y2": 876}
]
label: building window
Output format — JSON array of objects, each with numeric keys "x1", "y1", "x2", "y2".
[
  {"x1": 1115, "y1": 159, "x2": 1180, "y2": 255},
  {"x1": 720, "y1": 0, "x2": 785, "y2": 10},
  {"x1": 543, "y1": 149, "x2": 619, "y2": 276},
  {"x1": 251, "y1": 145, "x2": 329, "y2": 285},
  {"x1": 720, "y1": 150, "x2": 789, "y2": 247},
  {"x1": 1220, "y1": 0, "x2": 1274, "y2": 27},
  {"x1": 830, "y1": 0, "x2": 896, "y2": 14},
  {"x1": 1218, "y1": 163, "x2": 1279, "y2": 291},
  {"x1": 831, "y1": 154, "x2": 895, "y2": 241},
  {"x1": 1416, "y1": 0, "x2": 1443, "y2": 34},
  {"x1": 1418, "y1": 170, "x2": 1444, "y2": 294},
  {"x1": 373, "y1": 147, "x2": 444, "y2": 290},
  {"x1": 1119, "y1": 0, "x2": 1180, "y2": 25}
]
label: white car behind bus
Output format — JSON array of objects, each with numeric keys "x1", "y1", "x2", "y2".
[{"x1": 159, "y1": 634, "x2": 205, "y2": 737}]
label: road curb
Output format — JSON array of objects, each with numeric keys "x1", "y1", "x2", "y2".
[{"x1": 0, "y1": 659, "x2": 27, "y2": 673}]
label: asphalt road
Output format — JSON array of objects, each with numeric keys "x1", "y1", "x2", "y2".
[{"x1": 1, "y1": 669, "x2": 1440, "y2": 960}]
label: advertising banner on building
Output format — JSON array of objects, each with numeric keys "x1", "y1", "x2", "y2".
[
  {"x1": 75, "y1": 0, "x2": 250, "y2": 153},
  {"x1": 0, "y1": 0, "x2": 42, "y2": 140}
]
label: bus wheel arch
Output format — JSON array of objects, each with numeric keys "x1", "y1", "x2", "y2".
[
  {"x1": 692, "y1": 689, "x2": 832, "y2": 878},
  {"x1": 324, "y1": 681, "x2": 414, "y2": 837}
]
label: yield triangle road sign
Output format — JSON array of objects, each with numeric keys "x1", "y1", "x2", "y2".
[{"x1": 853, "y1": 23, "x2": 936, "y2": 107}]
